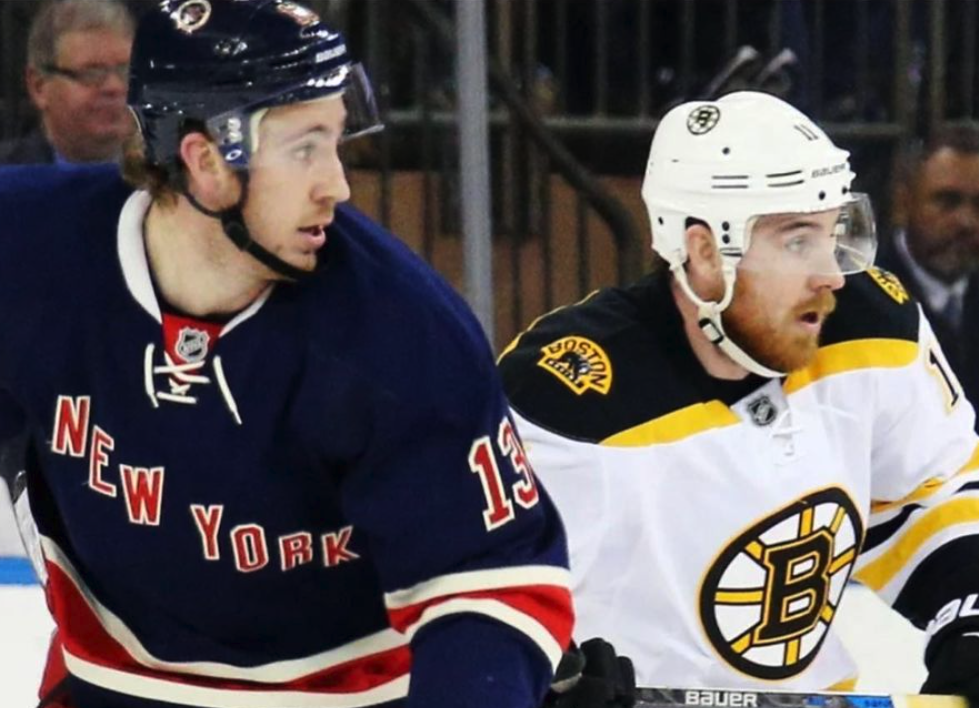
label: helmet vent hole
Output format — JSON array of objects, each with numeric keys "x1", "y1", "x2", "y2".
[
  {"x1": 722, "y1": 147, "x2": 731, "y2": 155},
  {"x1": 722, "y1": 222, "x2": 730, "y2": 231},
  {"x1": 818, "y1": 191, "x2": 826, "y2": 200},
  {"x1": 765, "y1": 170, "x2": 804, "y2": 188},
  {"x1": 657, "y1": 217, "x2": 664, "y2": 226},
  {"x1": 842, "y1": 186, "x2": 849, "y2": 194},
  {"x1": 721, "y1": 234, "x2": 731, "y2": 244}
]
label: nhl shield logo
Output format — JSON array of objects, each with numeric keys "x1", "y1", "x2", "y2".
[
  {"x1": 747, "y1": 395, "x2": 777, "y2": 427},
  {"x1": 175, "y1": 327, "x2": 211, "y2": 364}
]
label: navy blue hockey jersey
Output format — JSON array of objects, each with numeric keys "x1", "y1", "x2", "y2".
[{"x1": 0, "y1": 166, "x2": 573, "y2": 708}]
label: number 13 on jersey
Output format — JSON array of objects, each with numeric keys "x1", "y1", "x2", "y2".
[{"x1": 469, "y1": 417, "x2": 540, "y2": 531}]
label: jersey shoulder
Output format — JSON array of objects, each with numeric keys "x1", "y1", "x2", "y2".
[
  {"x1": 821, "y1": 266, "x2": 920, "y2": 346},
  {"x1": 305, "y1": 205, "x2": 502, "y2": 421},
  {"x1": 499, "y1": 274, "x2": 722, "y2": 443},
  {"x1": 0, "y1": 165, "x2": 131, "y2": 274}
]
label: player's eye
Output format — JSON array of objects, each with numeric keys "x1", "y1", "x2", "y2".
[
  {"x1": 293, "y1": 143, "x2": 315, "y2": 162},
  {"x1": 785, "y1": 234, "x2": 810, "y2": 254}
]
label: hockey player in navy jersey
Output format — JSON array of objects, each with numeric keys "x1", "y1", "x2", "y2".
[
  {"x1": 500, "y1": 92, "x2": 979, "y2": 703},
  {"x1": 0, "y1": 1, "x2": 585, "y2": 707}
]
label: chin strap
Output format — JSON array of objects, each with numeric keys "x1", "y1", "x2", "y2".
[
  {"x1": 672, "y1": 259, "x2": 785, "y2": 379},
  {"x1": 180, "y1": 171, "x2": 310, "y2": 282}
]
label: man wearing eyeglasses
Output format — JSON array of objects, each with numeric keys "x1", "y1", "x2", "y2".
[
  {"x1": 0, "y1": 0, "x2": 134, "y2": 166},
  {"x1": 0, "y1": 0, "x2": 136, "y2": 650}
]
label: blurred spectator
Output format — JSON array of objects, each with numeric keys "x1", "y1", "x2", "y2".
[
  {"x1": 876, "y1": 121, "x2": 979, "y2": 419},
  {"x1": 0, "y1": 0, "x2": 134, "y2": 165}
]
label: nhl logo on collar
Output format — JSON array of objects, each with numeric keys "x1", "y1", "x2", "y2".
[
  {"x1": 176, "y1": 327, "x2": 211, "y2": 364},
  {"x1": 747, "y1": 395, "x2": 777, "y2": 427}
]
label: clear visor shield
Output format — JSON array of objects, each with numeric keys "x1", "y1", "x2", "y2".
[
  {"x1": 737, "y1": 193, "x2": 877, "y2": 276},
  {"x1": 206, "y1": 62, "x2": 383, "y2": 168}
]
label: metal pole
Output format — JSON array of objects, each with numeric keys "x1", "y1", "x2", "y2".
[{"x1": 455, "y1": 0, "x2": 495, "y2": 343}]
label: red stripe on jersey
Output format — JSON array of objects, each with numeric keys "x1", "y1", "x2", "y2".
[
  {"x1": 386, "y1": 584, "x2": 574, "y2": 651},
  {"x1": 45, "y1": 562, "x2": 411, "y2": 694}
]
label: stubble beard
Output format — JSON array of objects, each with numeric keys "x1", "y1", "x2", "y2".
[{"x1": 722, "y1": 275, "x2": 837, "y2": 374}]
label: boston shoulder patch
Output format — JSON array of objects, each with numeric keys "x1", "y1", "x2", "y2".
[
  {"x1": 866, "y1": 266, "x2": 910, "y2": 305},
  {"x1": 537, "y1": 336, "x2": 613, "y2": 395}
]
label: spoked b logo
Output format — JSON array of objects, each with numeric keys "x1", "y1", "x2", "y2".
[{"x1": 699, "y1": 487, "x2": 863, "y2": 680}]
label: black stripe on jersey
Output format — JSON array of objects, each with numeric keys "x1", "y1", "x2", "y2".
[
  {"x1": 864, "y1": 481, "x2": 979, "y2": 553},
  {"x1": 820, "y1": 269, "x2": 919, "y2": 347},
  {"x1": 864, "y1": 504, "x2": 921, "y2": 554},
  {"x1": 499, "y1": 272, "x2": 765, "y2": 443}
]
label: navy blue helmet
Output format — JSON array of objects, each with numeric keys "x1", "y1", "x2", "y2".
[{"x1": 128, "y1": 0, "x2": 381, "y2": 169}]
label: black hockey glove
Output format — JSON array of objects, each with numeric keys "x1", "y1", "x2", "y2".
[
  {"x1": 922, "y1": 631, "x2": 979, "y2": 707},
  {"x1": 544, "y1": 638, "x2": 636, "y2": 708}
]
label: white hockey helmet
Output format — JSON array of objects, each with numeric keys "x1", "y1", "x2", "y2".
[{"x1": 640, "y1": 91, "x2": 877, "y2": 376}]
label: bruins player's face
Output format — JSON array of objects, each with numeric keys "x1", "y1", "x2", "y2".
[
  {"x1": 243, "y1": 97, "x2": 352, "y2": 275},
  {"x1": 724, "y1": 210, "x2": 845, "y2": 372}
]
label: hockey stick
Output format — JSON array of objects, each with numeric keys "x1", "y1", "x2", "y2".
[{"x1": 636, "y1": 687, "x2": 967, "y2": 708}]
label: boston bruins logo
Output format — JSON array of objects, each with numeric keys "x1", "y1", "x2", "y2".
[
  {"x1": 537, "y1": 336, "x2": 612, "y2": 395},
  {"x1": 687, "y1": 105, "x2": 721, "y2": 135},
  {"x1": 699, "y1": 487, "x2": 863, "y2": 680},
  {"x1": 867, "y1": 266, "x2": 910, "y2": 305}
]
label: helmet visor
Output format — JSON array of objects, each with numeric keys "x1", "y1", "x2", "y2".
[
  {"x1": 737, "y1": 193, "x2": 877, "y2": 277},
  {"x1": 206, "y1": 62, "x2": 383, "y2": 168}
]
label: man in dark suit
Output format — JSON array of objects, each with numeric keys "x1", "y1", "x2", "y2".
[
  {"x1": 876, "y1": 121, "x2": 979, "y2": 424},
  {"x1": 0, "y1": 0, "x2": 134, "y2": 165},
  {"x1": 0, "y1": 0, "x2": 136, "y2": 585}
]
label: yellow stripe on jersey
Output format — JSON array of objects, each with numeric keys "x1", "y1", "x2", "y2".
[
  {"x1": 826, "y1": 677, "x2": 858, "y2": 691},
  {"x1": 783, "y1": 339, "x2": 918, "y2": 394},
  {"x1": 870, "y1": 442, "x2": 979, "y2": 514},
  {"x1": 855, "y1": 496, "x2": 979, "y2": 591},
  {"x1": 600, "y1": 400, "x2": 739, "y2": 447}
]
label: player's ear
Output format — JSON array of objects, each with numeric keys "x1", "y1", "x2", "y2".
[
  {"x1": 685, "y1": 221, "x2": 721, "y2": 276},
  {"x1": 179, "y1": 132, "x2": 237, "y2": 207},
  {"x1": 683, "y1": 221, "x2": 726, "y2": 301}
]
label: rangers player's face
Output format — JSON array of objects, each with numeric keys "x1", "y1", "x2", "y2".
[
  {"x1": 241, "y1": 96, "x2": 352, "y2": 275},
  {"x1": 723, "y1": 209, "x2": 846, "y2": 372}
]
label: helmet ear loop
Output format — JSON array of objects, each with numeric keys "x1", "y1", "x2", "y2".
[
  {"x1": 671, "y1": 247, "x2": 738, "y2": 346},
  {"x1": 175, "y1": 153, "x2": 310, "y2": 282}
]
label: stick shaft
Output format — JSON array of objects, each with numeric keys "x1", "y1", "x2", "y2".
[{"x1": 636, "y1": 687, "x2": 967, "y2": 708}]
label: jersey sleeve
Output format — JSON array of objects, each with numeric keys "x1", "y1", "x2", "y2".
[
  {"x1": 853, "y1": 307, "x2": 979, "y2": 641},
  {"x1": 339, "y1": 334, "x2": 573, "y2": 707}
]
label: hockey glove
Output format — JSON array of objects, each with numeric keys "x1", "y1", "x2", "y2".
[
  {"x1": 544, "y1": 637, "x2": 636, "y2": 708},
  {"x1": 922, "y1": 631, "x2": 979, "y2": 707}
]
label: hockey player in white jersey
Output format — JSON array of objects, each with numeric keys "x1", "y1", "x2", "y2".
[{"x1": 498, "y1": 91, "x2": 979, "y2": 703}]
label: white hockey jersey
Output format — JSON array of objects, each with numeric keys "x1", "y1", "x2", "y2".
[{"x1": 499, "y1": 268, "x2": 979, "y2": 691}]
